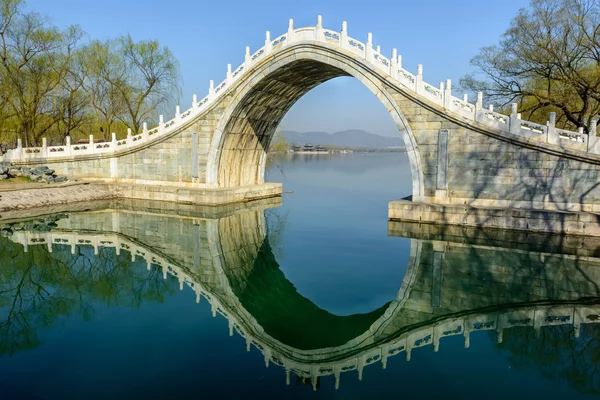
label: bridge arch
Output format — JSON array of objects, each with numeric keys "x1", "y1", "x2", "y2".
[{"x1": 206, "y1": 42, "x2": 425, "y2": 198}]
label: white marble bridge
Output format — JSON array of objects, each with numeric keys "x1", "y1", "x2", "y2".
[{"x1": 2, "y1": 16, "x2": 600, "y2": 234}]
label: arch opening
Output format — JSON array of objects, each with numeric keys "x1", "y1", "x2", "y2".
[
  {"x1": 208, "y1": 47, "x2": 424, "y2": 198},
  {"x1": 217, "y1": 59, "x2": 349, "y2": 188}
]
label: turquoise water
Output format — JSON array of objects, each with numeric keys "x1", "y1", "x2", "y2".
[{"x1": 0, "y1": 152, "x2": 599, "y2": 399}]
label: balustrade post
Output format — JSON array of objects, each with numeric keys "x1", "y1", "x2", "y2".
[
  {"x1": 444, "y1": 79, "x2": 452, "y2": 109},
  {"x1": 245, "y1": 46, "x2": 251, "y2": 69},
  {"x1": 588, "y1": 117, "x2": 599, "y2": 153},
  {"x1": 391, "y1": 48, "x2": 398, "y2": 80},
  {"x1": 546, "y1": 112, "x2": 558, "y2": 145},
  {"x1": 315, "y1": 15, "x2": 323, "y2": 41},
  {"x1": 366, "y1": 32, "x2": 373, "y2": 61},
  {"x1": 89, "y1": 134, "x2": 94, "y2": 147},
  {"x1": 340, "y1": 21, "x2": 348, "y2": 49},
  {"x1": 42, "y1": 138, "x2": 47, "y2": 158},
  {"x1": 175, "y1": 105, "x2": 181, "y2": 120},
  {"x1": 265, "y1": 31, "x2": 272, "y2": 54},
  {"x1": 128, "y1": 127, "x2": 133, "y2": 145},
  {"x1": 142, "y1": 123, "x2": 149, "y2": 141},
  {"x1": 509, "y1": 103, "x2": 521, "y2": 134},
  {"x1": 192, "y1": 94, "x2": 198, "y2": 112},
  {"x1": 226, "y1": 64, "x2": 232, "y2": 85},
  {"x1": 476, "y1": 92, "x2": 483, "y2": 110},
  {"x1": 415, "y1": 64, "x2": 423, "y2": 94},
  {"x1": 287, "y1": 19, "x2": 294, "y2": 45},
  {"x1": 111, "y1": 132, "x2": 117, "y2": 152},
  {"x1": 438, "y1": 82, "x2": 445, "y2": 106},
  {"x1": 357, "y1": 357, "x2": 364, "y2": 381},
  {"x1": 209, "y1": 80, "x2": 215, "y2": 100},
  {"x1": 65, "y1": 136, "x2": 72, "y2": 156},
  {"x1": 475, "y1": 92, "x2": 484, "y2": 122},
  {"x1": 158, "y1": 115, "x2": 164, "y2": 135}
]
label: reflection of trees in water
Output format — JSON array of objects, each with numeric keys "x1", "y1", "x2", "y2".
[
  {"x1": 0, "y1": 237, "x2": 178, "y2": 357},
  {"x1": 495, "y1": 324, "x2": 600, "y2": 395},
  {"x1": 265, "y1": 208, "x2": 288, "y2": 260}
]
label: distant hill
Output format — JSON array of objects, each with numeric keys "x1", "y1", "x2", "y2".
[{"x1": 280, "y1": 129, "x2": 405, "y2": 149}]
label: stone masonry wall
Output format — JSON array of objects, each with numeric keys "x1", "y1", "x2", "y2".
[
  {"x1": 38, "y1": 103, "x2": 227, "y2": 187},
  {"x1": 390, "y1": 91, "x2": 600, "y2": 211}
]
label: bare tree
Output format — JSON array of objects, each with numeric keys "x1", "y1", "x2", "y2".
[
  {"x1": 112, "y1": 35, "x2": 181, "y2": 134},
  {"x1": 54, "y1": 37, "x2": 91, "y2": 142},
  {"x1": 461, "y1": 0, "x2": 600, "y2": 132},
  {"x1": 78, "y1": 40, "x2": 125, "y2": 141}
]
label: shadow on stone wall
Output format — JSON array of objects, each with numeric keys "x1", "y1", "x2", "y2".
[{"x1": 452, "y1": 148, "x2": 600, "y2": 234}]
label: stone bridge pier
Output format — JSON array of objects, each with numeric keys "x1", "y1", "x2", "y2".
[{"x1": 3, "y1": 17, "x2": 600, "y2": 235}]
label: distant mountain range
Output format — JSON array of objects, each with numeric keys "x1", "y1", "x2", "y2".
[{"x1": 280, "y1": 129, "x2": 405, "y2": 149}]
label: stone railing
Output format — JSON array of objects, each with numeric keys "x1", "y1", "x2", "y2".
[
  {"x1": 9, "y1": 229, "x2": 600, "y2": 390},
  {"x1": 2, "y1": 16, "x2": 598, "y2": 163}
]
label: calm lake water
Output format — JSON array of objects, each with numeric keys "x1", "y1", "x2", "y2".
[{"x1": 1, "y1": 152, "x2": 600, "y2": 399}]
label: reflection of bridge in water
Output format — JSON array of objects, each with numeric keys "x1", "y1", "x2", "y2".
[{"x1": 4, "y1": 199, "x2": 600, "y2": 390}]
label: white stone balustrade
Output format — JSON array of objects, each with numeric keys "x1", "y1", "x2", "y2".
[{"x1": 1, "y1": 16, "x2": 595, "y2": 163}]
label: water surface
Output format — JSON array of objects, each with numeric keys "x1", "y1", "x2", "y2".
[{"x1": 0, "y1": 152, "x2": 599, "y2": 399}]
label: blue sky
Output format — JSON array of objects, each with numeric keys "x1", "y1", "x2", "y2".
[{"x1": 28, "y1": 0, "x2": 528, "y2": 136}]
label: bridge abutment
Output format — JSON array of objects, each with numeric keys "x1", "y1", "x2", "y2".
[{"x1": 386, "y1": 85, "x2": 600, "y2": 235}]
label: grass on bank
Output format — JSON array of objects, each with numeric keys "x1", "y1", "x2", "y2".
[{"x1": 0, "y1": 176, "x2": 39, "y2": 185}]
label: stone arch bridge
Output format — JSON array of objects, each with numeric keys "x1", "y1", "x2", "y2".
[{"x1": 3, "y1": 16, "x2": 600, "y2": 234}]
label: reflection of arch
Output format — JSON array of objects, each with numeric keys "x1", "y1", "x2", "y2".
[
  {"x1": 4, "y1": 203, "x2": 418, "y2": 373},
  {"x1": 206, "y1": 46, "x2": 424, "y2": 198},
  {"x1": 8, "y1": 229, "x2": 600, "y2": 390},
  {"x1": 7, "y1": 205, "x2": 600, "y2": 391}
]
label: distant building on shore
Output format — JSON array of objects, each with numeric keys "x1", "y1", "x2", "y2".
[{"x1": 290, "y1": 143, "x2": 330, "y2": 154}]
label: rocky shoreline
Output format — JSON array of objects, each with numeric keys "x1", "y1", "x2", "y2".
[{"x1": 1, "y1": 161, "x2": 68, "y2": 183}]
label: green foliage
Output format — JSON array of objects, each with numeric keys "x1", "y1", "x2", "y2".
[
  {"x1": 461, "y1": 0, "x2": 600, "y2": 132},
  {"x1": 0, "y1": 0, "x2": 181, "y2": 146}
]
